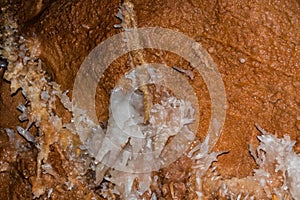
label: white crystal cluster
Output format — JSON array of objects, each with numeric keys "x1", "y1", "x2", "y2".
[
  {"x1": 188, "y1": 134, "x2": 226, "y2": 199},
  {"x1": 250, "y1": 125, "x2": 300, "y2": 199},
  {"x1": 1, "y1": 16, "x2": 88, "y2": 198},
  {"x1": 70, "y1": 65, "x2": 196, "y2": 198}
]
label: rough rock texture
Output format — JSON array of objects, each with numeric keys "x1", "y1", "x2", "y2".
[
  {"x1": 0, "y1": 0, "x2": 300, "y2": 199},
  {"x1": 20, "y1": 0, "x2": 300, "y2": 177},
  {"x1": 22, "y1": 0, "x2": 121, "y2": 91},
  {"x1": 0, "y1": 70, "x2": 25, "y2": 128}
]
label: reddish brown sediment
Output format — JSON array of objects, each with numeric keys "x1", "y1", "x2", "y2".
[{"x1": 0, "y1": 0, "x2": 299, "y2": 199}]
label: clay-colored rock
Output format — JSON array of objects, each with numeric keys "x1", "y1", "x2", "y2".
[{"x1": 1, "y1": 0, "x2": 300, "y2": 199}]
